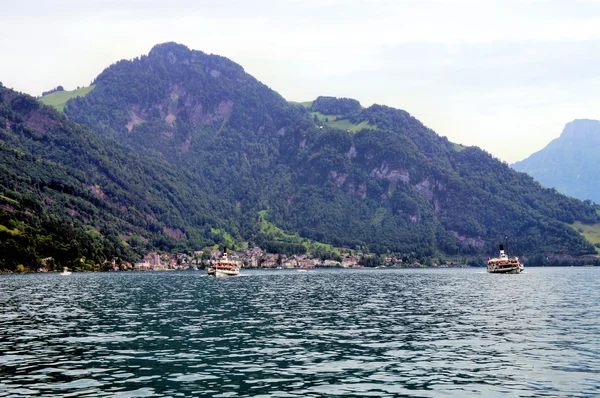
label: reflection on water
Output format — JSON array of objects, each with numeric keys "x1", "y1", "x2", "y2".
[{"x1": 1, "y1": 268, "x2": 599, "y2": 397}]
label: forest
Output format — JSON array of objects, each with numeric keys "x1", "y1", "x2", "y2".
[{"x1": 1, "y1": 42, "x2": 598, "y2": 272}]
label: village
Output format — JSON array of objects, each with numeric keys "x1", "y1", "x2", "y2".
[
  {"x1": 21, "y1": 247, "x2": 467, "y2": 274},
  {"x1": 128, "y1": 247, "x2": 411, "y2": 271},
  {"x1": 19, "y1": 248, "x2": 468, "y2": 274}
]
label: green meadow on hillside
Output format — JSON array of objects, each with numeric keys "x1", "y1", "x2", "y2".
[
  {"x1": 40, "y1": 85, "x2": 95, "y2": 111},
  {"x1": 289, "y1": 100, "x2": 377, "y2": 132},
  {"x1": 310, "y1": 111, "x2": 377, "y2": 132},
  {"x1": 288, "y1": 101, "x2": 313, "y2": 108},
  {"x1": 572, "y1": 221, "x2": 600, "y2": 254},
  {"x1": 257, "y1": 210, "x2": 339, "y2": 255},
  {"x1": 453, "y1": 143, "x2": 466, "y2": 152}
]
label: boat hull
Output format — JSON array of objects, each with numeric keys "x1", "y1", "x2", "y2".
[
  {"x1": 215, "y1": 269, "x2": 239, "y2": 278},
  {"x1": 487, "y1": 266, "x2": 523, "y2": 274}
]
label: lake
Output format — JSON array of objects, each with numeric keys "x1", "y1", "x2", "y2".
[{"x1": 1, "y1": 268, "x2": 599, "y2": 397}]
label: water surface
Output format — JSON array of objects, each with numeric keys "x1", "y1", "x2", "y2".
[{"x1": 1, "y1": 268, "x2": 599, "y2": 397}]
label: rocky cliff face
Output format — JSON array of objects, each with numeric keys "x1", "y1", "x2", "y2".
[{"x1": 512, "y1": 119, "x2": 600, "y2": 203}]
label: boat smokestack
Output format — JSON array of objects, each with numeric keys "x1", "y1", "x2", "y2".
[{"x1": 499, "y1": 244, "x2": 506, "y2": 258}]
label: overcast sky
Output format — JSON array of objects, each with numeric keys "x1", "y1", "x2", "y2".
[{"x1": 1, "y1": 0, "x2": 599, "y2": 163}]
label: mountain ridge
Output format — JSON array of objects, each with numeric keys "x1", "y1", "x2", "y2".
[
  {"x1": 62, "y1": 42, "x2": 599, "y2": 256},
  {"x1": 2, "y1": 42, "x2": 597, "y2": 271},
  {"x1": 512, "y1": 119, "x2": 600, "y2": 204}
]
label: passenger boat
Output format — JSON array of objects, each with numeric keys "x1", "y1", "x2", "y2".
[
  {"x1": 487, "y1": 244, "x2": 523, "y2": 274},
  {"x1": 207, "y1": 252, "x2": 240, "y2": 277}
]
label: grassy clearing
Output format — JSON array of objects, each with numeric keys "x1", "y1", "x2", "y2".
[
  {"x1": 453, "y1": 143, "x2": 466, "y2": 152},
  {"x1": 258, "y1": 210, "x2": 338, "y2": 253},
  {"x1": 310, "y1": 112, "x2": 377, "y2": 132},
  {"x1": 288, "y1": 100, "x2": 314, "y2": 109},
  {"x1": 210, "y1": 228, "x2": 235, "y2": 248},
  {"x1": 331, "y1": 119, "x2": 376, "y2": 132},
  {"x1": 571, "y1": 221, "x2": 600, "y2": 254},
  {"x1": 310, "y1": 111, "x2": 343, "y2": 122},
  {"x1": 0, "y1": 224, "x2": 20, "y2": 236},
  {"x1": 371, "y1": 208, "x2": 387, "y2": 227},
  {"x1": 40, "y1": 85, "x2": 95, "y2": 112}
]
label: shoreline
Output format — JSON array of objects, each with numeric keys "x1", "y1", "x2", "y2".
[{"x1": 3, "y1": 264, "x2": 599, "y2": 275}]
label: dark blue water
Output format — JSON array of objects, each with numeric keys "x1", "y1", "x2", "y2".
[{"x1": 1, "y1": 268, "x2": 599, "y2": 397}]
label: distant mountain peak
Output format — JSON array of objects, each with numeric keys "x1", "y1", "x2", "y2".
[
  {"x1": 561, "y1": 119, "x2": 600, "y2": 142},
  {"x1": 512, "y1": 118, "x2": 600, "y2": 202}
]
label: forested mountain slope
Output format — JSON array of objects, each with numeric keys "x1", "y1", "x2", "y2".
[
  {"x1": 512, "y1": 119, "x2": 600, "y2": 204},
  {"x1": 62, "y1": 43, "x2": 598, "y2": 258},
  {"x1": 3, "y1": 42, "x2": 596, "y2": 271},
  {"x1": 0, "y1": 85, "x2": 237, "y2": 271}
]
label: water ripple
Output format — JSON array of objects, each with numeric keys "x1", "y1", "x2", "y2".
[{"x1": 1, "y1": 268, "x2": 599, "y2": 396}]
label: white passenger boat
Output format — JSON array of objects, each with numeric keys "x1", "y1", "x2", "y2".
[
  {"x1": 207, "y1": 252, "x2": 240, "y2": 277},
  {"x1": 487, "y1": 244, "x2": 523, "y2": 274}
]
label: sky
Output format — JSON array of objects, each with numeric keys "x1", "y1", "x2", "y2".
[{"x1": 1, "y1": 0, "x2": 600, "y2": 163}]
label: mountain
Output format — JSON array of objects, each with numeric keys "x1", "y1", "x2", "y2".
[
  {"x1": 512, "y1": 119, "x2": 600, "y2": 204},
  {"x1": 62, "y1": 43, "x2": 598, "y2": 255},
  {"x1": 2, "y1": 42, "x2": 598, "y2": 271}
]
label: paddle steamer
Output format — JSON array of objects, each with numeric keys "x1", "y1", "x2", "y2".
[
  {"x1": 207, "y1": 252, "x2": 240, "y2": 277},
  {"x1": 487, "y1": 244, "x2": 523, "y2": 274}
]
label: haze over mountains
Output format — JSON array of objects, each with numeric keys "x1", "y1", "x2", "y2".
[
  {"x1": 512, "y1": 119, "x2": 600, "y2": 204},
  {"x1": 1, "y1": 42, "x2": 598, "y2": 271}
]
